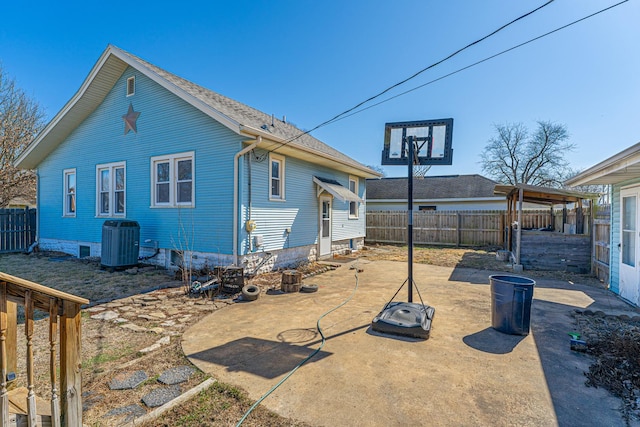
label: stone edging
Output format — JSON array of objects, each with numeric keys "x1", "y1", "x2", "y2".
[{"x1": 130, "y1": 378, "x2": 217, "y2": 426}]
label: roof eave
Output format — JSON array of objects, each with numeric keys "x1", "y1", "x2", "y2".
[
  {"x1": 240, "y1": 125, "x2": 382, "y2": 179},
  {"x1": 16, "y1": 47, "x2": 121, "y2": 169},
  {"x1": 15, "y1": 45, "x2": 244, "y2": 169},
  {"x1": 109, "y1": 47, "x2": 242, "y2": 135},
  {"x1": 565, "y1": 141, "x2": 640, "y2": 186}
]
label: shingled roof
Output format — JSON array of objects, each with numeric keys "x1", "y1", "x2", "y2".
[
  {"x1": 367, "y1": 175, "x2": 499, "y2": 200},
  {"x1": 16, "y1": 45, "x2": 379, "y2": 178},
  {"x1": 118, "y1": 48, "x2": 367, "y2": 169}
]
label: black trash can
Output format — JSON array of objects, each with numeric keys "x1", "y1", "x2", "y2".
[{"x1": 490, "y1": 275, "x2": 535, "y2": 335}]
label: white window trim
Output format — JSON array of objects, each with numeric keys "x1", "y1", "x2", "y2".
[
  {"x1": 95, "y1": 162, "x2": 126, "y2": 217},
  {"x1": 349, "y1": 175, "x2": 359, "y2": 219},
  {"x1": 269, "y1": 153, "x2": 285, "y2": 201},
  {"x1": 126, "y1": 76, "x2": 135, "y2": 96},
  {"x1": 63, "y1": 168, "x2": 76, "y2": 217},
  {"x1": 150, "y1": 151, "x2": 195, "y2": 208}
]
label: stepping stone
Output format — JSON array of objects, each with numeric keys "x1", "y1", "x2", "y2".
[
  {"x1": 109, "y1": 370, "x2": 148, "y2": 390},
  {"x1": 120, "y1": 323, "x2": 148, "y2": 333},
  {"x1": 160, "y1": 320, "x2": 176, "y2": 327},
  {"x1": 82, "y1": 390, "x2": 104, "y2": 411},
  {"x1": 139, "y1": 336, "x2": 171, "y2": 354},
  {"x1": 158, "y1": 366, "x2": 195, "y2": 385},
  {"x1": 147, "y1": 311, "x2": 167, "y2": 319},
  {"x1": 86, "y1": 306, "x2": 106, "y2": 313},
  {"x1": 103, "y1": 302, "x2": 124, "y2": 308},
  {"x1": 134, "y1": 295, "x2": 160, "y2": 304},
  {"x1": 91, "y1": 310, "x2": 119, "y2": 321},
  {"x1": 142, "y1": 385, "x2": 181, "y2": 408},
  {"x1": 103, "y1": 404, "x2": 146, "y2": 422}
]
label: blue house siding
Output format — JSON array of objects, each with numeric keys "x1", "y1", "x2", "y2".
[
  {"x1": 611, "y1": 178, "x2": 640, "y2": 295},
  {"x1": 19, "y1": 46, "x2": 380, "y2": 272},
  {"x1": 37, "y1": 67, "x2": 246, "y2": 255},
  {"x1": 238, "y1": 149, "x2": 366, "y2": 256}
]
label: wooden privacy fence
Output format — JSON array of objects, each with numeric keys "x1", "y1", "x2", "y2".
[
  {"x1": 593, "y1": 205, "x2": 611, "y2": 283},
  {"x1": 366, "y1": 209, "x2": 593, "y2": 247},
  {"x1": 1, "y1": 272, "x2": 89, "y2": 427},
  {"x1": 0, "y1": 209, "x2": 36, "y2": 253}
]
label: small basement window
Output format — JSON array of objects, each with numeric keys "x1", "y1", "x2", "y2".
[
  {"x1": 127, "y1": 76, "x2": 135, "y2": 96},
  {"x1": 79, "y1": 245, "x2": 91, "y2": 258},
  {"x1": 418, "y1": 205, "x2": 436, "y2": 211}
]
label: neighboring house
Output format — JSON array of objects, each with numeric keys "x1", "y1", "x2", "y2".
[
  {"x1": 15, "y1": 45, "x2": 380, "y2": 272},
  {"x1": 366, "y1": 175, "x2": 504, "y2": 211},
  {"x1": 565, "y1": 141, "x2": 640, "y2": 307}
]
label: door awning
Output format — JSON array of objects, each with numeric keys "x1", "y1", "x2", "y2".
[{"x1": 313, "y1": 176, "x2": 363, "y2": 203}]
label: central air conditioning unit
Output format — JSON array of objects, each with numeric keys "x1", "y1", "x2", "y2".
[{"x1": 101, "y1": 219, "x2": 140, "y2": 270}]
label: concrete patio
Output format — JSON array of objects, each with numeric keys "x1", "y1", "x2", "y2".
[{"x1": 182, "y1": 260, "x2": 638, "y2": 426}]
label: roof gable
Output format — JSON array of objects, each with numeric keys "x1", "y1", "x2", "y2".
[
  {"x1": 16, "y1": 45, "x2": 380, "y2": 178},
  {"x1": 366, "y1": 175, "x2": 499, "y2": 200}
]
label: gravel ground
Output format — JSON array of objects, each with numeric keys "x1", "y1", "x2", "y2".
[{"x1": 573, "y1": 309, "x2": 640, "y2": 425}]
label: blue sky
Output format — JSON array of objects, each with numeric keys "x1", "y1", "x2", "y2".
[{"x1": 1, "y1": 0, "x2": 638, "y2": 178}]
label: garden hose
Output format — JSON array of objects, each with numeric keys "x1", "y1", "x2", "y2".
[{"x1": 236, "y1": 261, "x2": 360, "y2": 426}]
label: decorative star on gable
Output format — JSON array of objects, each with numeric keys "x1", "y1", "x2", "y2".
[{"x1": 122, "y1": 103, "x2": 141, "y2": 134}]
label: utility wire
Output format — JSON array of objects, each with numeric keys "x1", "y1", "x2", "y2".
[
  {"x1": 327, "y1": 0, "x2": 630, "y2": 124},
  {"x1": 266, "y1": 0, "x2": 628, "y2": 155},
  {"x1": 265, "y1": 0, "x2": 555, "y2": 154}
]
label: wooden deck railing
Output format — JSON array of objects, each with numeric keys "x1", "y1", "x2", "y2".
[{"x1": 0, "y1": 271, "x2": 89, "y2": 427}]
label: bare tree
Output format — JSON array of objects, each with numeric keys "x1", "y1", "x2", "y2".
[
  {"x1": 480, "y1": 121, "x2": 574, "y2": 187},
  {"x1": 365, "y1": 164, "x2": 387, "y2": 177},
  {"x1": 0, "y1": 66, "x2": 44, "y2": 207},
  {"x1": 563, "y1": 167, "x2": 609, "y2": 204}
]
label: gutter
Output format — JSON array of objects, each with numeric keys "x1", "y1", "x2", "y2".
[
  {"x1": 233, "y1": 136, "x2": 261, "y2": 265},
  {"x1": 239, "y1": 124, "x2": 381, "y2": 179}
]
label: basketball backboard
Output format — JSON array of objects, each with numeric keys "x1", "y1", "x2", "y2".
[{"x1": 381, "y1": 118, "x2": 453, "y2": 166}]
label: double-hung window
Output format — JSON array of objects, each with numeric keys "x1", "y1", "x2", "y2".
[
  {"x1": 63, "y1": 168, "x2": 76, "y2": 217},
  {"x1": 151, "y1": 151, "x2": 194, "y2": 207},
  {"x1": 96, "y1": 162, "x2": 126, "y2": 216},
  {"x1": 349, "y1": 176, "x2": 359, "y2": 218},
  {"x1": 269, "y1": 153, "x2": 285, "y2": 201}
]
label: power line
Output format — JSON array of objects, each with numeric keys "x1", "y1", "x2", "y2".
[
  {"x1": 266, "y1": 0, "x2": 556, "y2": 154},
  {"x1": 329, "y1": 0, "x2": 630, "y2": 125},
  {"x1": 267, "y1": 0, "x2": 628, "y2": 155}
]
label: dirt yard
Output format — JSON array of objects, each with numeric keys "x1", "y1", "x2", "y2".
[{"x1": 0, "y1": 246, "x2": 613, "y2": 425}]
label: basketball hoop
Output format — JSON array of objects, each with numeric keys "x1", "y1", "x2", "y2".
[{"x1": 372, "y1": 118, "x2": 454, "y2": 340}]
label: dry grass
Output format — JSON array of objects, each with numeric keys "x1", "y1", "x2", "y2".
[
  {"x1": 0, "y1": 246, "x2": 602, "y2": 426},
  {"x1": 0, "y1": 251, "x2": 178, "y2": 303},
  {"x1": 357, "y1": 244, "x2": 508, "y2": 270},
  {"x1": 0, "y1": 251, "x2": 319, "y2": 426}
]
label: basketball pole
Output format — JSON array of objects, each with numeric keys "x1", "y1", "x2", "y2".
[{"x1": 407, "y1": 135, "x2": 414, "y2": 303}]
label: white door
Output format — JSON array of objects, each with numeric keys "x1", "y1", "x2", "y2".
[
  {"x1": 620, "y1": 187, "x2": 640, "y2": 305},
  {"x1": 319, "y1": 197, "x2": 332, "y2": 257}
]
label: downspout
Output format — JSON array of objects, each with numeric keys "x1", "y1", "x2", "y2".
[
  {"x1": 248, "y1": 151, "x2": 253, "y2": 253},
  {"x1": 233, "y1": 136, "x2": 261, "y2": 265},
  {"x1": 32, "y1": 169, "x2": 40, "y2": 252}
]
